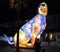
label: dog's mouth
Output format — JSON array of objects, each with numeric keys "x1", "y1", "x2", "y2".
[{"x1": 41, "y1": 7, "x2": 47, "y2": 12}]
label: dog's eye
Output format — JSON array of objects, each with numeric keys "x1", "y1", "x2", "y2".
[{"x1": 41, "y1": 4, "x2": 45, "y2": 6}]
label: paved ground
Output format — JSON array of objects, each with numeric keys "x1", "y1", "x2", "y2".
[
  {"x1": 0, "y1": 42, "x2": 60, "y2": 52},
  {"x1": 0, "y1": 45, "x2": 60, "y2": 52},
  {"x1": 0, "y1": 47, "x2": 35, "y2": 52}
]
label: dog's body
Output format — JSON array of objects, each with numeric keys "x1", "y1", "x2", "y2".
[{"x1": 14, "y1": 14, "x2": 46, "y2": 47}]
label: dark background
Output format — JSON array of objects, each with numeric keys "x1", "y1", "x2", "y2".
[{"x1": 0, "y1": 0, "x2": 60, "y2": 36}]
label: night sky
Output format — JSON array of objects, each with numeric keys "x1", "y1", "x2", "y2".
[{"x1": 0, "y1": 0, "x2": 60, "y2": 35}]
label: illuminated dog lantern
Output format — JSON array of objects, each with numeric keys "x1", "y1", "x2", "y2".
[{"x1": 14, "y1": 2, "x2": 48, "y2": 47}]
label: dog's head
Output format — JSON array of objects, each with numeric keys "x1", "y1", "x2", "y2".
[{"x1": 38, "y1": 2, "x2": 48, "y2": 16}]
